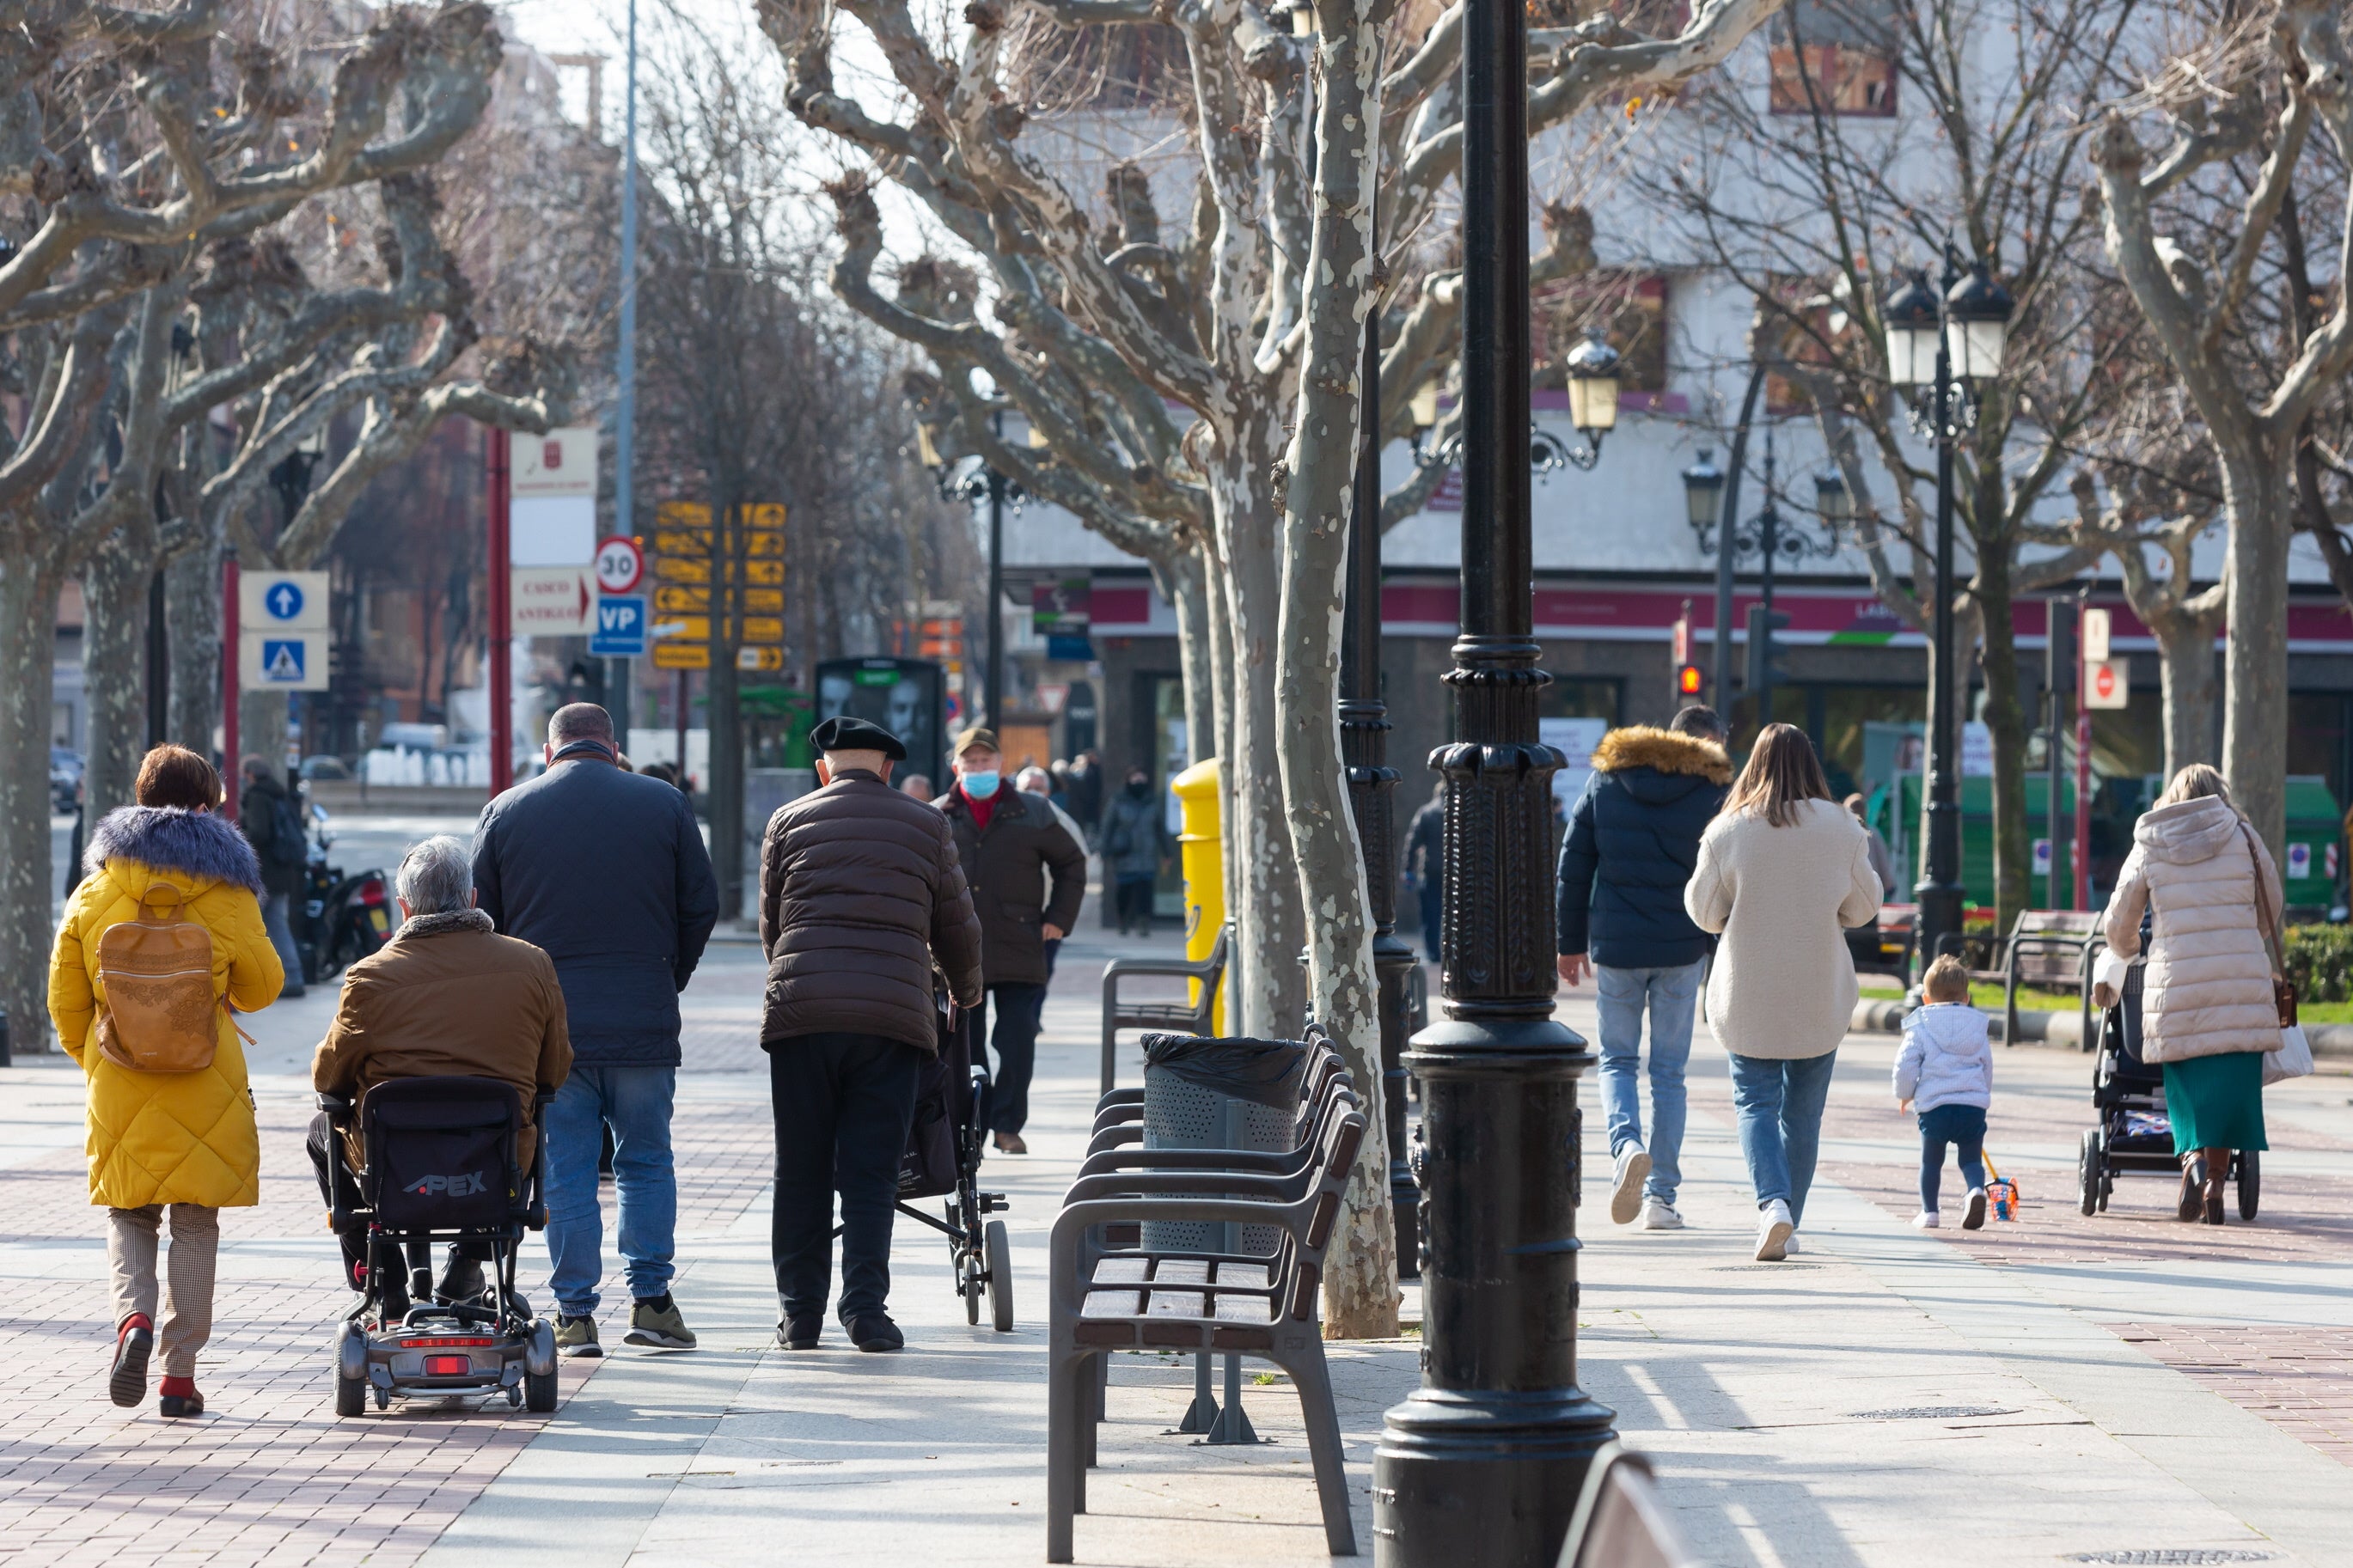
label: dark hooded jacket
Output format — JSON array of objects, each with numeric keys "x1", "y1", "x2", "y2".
[
  {"x1": 1555, "y1": 726, "x2": 1733, "y2": 970},
  {"x1": 935, "y1": 784, "x2": 1087, "y2": 985}
]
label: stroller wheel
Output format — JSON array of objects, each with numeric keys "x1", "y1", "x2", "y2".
[
  {"x1": 986, "y1": 1219, "x2": 1014, "y2": 1333},
  {"x1": 963, "y1": 1248, "x2": 982, "y2": 1325},
  {"x1": 2237, "y1": 1149, "x2": 2260, "y2": 1221},
  {"x1": 2077, "y1": 1129, "x2": 2103, "y2": 1218}
]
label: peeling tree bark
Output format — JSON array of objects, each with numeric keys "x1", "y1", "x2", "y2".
[
  {"x1": 81, "y1": 538, "x2": 155, "y2": 823},
  {"x1": 0, "y1": 554, "x2": 64, "y2": 1052}
]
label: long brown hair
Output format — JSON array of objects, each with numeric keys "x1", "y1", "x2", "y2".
[{"x1": 1721, "y1": 723, "x2": 1831, "y2": 828}]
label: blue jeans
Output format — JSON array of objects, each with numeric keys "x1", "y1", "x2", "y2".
[
  {"x1": 1594, "y1": 961, "x2": 1702, "y2": 1205},
  {"x1": 544, "y1": 1065, "x2": 678, "y2": 1316},
  {"x1": 1726, "y1": 1051, "x2": 1839, "y2": 1223},
  {"x1": 1916, "y1": 1103, "x2": 1987, "y2": 1211}
]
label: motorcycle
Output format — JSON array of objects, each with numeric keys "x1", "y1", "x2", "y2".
[{"x1": 298, "y1": 802, "x2": 394, "y2": 985}]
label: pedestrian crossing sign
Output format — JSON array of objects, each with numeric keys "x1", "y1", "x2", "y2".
[
  {"x1": 262, "y1": 640, "x2": 304, "y2": 682},
  {"x1": 238, "y1": 630, "x2": 329, "y2": 690}
]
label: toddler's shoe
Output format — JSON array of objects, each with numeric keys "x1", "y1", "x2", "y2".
[
  {"x1": 1912, "y1": 1210, "x2": 1942, "y2": 1229},
  {"x1": 1961, "y1": 1187, "x2": 1988, "y2": 1229},
  {"x1": 1754, "y1": 1199, "x2": 1794, "y2": 1260},
  {"x1": 1638, "y1": 1198, "x2": 1684, "y2": 1230},
  {"x1": 1610, "y1": 1144, "x2": 1652, "y2": 1225}
]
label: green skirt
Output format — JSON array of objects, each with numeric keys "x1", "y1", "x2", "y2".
[{"x1": 2162, "y1": 1052, "x2": 2269, "y2": 1155}]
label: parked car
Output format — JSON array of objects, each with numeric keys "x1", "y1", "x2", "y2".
[
  {"x1": 50, "y1": 747, "x2": 83, "y2": 813},
  {"x1": 298, "y1": 754, "x2": 351, "y2": 781}
]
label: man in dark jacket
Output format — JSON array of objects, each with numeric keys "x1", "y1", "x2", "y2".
[
  {"x1": 761, "y1": 716, "x2": 983, "y2": 1351},
  {"x1": 473, "y1": 703, "x2": 719, "y2": 1358},
  {"x1": 935, "y1": 726, "x2": 1085, "y2": 1155},
  {"x1": 238, "y1": 758, "x2": 308, "y2": 998},
  {"x1": 1554, "y1": 705, "x2": 1732, "y2": 1233},
  {"x1": 1098, "y1": 766, "x2": 1169, "y2": 936},
  {"x1": 1403, "y1": 782, "x2": 1445, "y2": 962}
]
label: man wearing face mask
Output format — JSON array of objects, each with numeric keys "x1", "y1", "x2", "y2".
[
  {"x1": 1099, "y1": 766, "x2": 1170, "y2": 937},
  {"x1": 936, "y1": 728, "x2": 1086, "y2": 1155}
]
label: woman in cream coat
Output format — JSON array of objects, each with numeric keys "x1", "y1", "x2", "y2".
[
  {"x1": 2093, "y1": 765, "x2": 2277, "y2": 1224},
  {"x1": 1685, "y1": 724, "x2": 1884, "y2": 1260}
]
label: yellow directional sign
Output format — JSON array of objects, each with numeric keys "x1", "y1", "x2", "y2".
[
  {"x1": 651, "y1": 643, "x2": 709, "y2": 671},
  {"x1": 655, "y1": 527, "x2": 785, "y2": 558},
  {"x1": 660, "y1": 615, "x2": 785, "y2": 644},
  {"x1": 654, "y1": 556, "x2": 785, "y2": 585},
  {"x1": 653, "y1": 585, "x2": 784, "y2": 614},
  {"x1": 736, "y1": 645, "x2": 784, "y2": 672}
]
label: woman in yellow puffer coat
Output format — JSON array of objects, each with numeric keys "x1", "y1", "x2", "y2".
[{"x1": 49, "y1": 745, "x2": 283, "y2": 1418}]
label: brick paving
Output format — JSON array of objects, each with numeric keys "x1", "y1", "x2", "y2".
[
  {"x1": 2110, "y1": 1322, "x2": 2353, "y2": 1471},
  {"x1": 0, "y1": 962, "x2": 778, "y2": 1568}
]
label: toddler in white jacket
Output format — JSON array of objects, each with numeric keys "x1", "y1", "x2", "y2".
[{"x1": 1893, "y1": 955, "x2": 1994, "y2": 1229}]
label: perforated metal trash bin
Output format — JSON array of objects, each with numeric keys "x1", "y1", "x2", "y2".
[{"x1": 1140, "y1": 1034, "x2": 1308, "y2": 1256}]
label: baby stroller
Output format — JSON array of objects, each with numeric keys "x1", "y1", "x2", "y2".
[
  {"x1": 319, "y1": 1076, "x2": 559, "y2": 1414},
  {"x1": 836, "y1": 998, "x2": 1014, "y2": 1330},
  {"x1": 2077, "y1": 957, "x2": 2259, "y2": 1219}
]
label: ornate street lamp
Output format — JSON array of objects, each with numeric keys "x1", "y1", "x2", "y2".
[
  {"x1": 1883, "y1": 245, "x2": 2013, "y2": 976},
  {"x1": 1410, "y1": 330, "x2": 1621, "y2": 479},
  {"x1": 1680, "y1": 448, "x2": 1725, "y2": 534},
  {"x1": 1814, "y1": 467, "x2": 1853, "y2": 528},
  {"x1": 919, "y1": 412, "x2": 1025, "y2": 728},
  {"x1": 1372, "y1": 0, "x2": 1616, "y2": 1548}
]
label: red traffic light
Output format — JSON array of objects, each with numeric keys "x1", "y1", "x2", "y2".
[{"x1": 1676, "y1": 663, "x2": 1704, "y2": 697}]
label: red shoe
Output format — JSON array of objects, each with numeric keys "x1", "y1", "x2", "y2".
[
  {"x1": 157, "y1": 1375, "x2": 205, "y2": 1419},
  {"x1": 109, "y1": 1315, "x2": 153, "y2": 1407}
]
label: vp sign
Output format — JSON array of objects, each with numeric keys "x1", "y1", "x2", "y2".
[{"x1": 590, "y1": 595, "x2": 648, "y2": 657}]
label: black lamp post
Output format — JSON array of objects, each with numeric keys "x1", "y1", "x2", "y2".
[
  {"x1": 1372, "y1": 0, "x2": 1616, "y2": 1550},
  {"x1": 1342, "y1": 310, "x2": 1421, "y2": 1281},
  {"x1": 1883, "y1": 250, "x2": 2012, "y2": 973},
  {"x1": 920, "y1": 412, "x2": 1024, "y2": 729}
]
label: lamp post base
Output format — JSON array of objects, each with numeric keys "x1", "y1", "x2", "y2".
[{"x1": 1372, "y1": 1388, "x2": 1617, "y2": 1565}]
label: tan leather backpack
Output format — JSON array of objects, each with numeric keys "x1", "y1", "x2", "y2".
[{"x1": 95, "y1": 883, "x2": 222, "y2": 1074}]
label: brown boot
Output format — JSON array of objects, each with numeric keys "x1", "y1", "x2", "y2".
[
  {"x1": 2176, "y1": 1157, "x2": 2203, "y2": 1222},
  {"x1": 2202, "y1": 1147, "x2": 2228, "y2": 1224}
]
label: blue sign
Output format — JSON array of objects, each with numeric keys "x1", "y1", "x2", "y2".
[
  {"x1": 259, "y1": 639, "x2": 307, "y2": 684},
  {"x1": 590, "y1": 595, "x2": 647, "y2": 656},
  {"x1": 263, "y1": 581, "x2": 305, "y2": 622}
]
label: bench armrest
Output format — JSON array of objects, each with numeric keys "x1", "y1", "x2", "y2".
[
  {"x1": 1086, "y1": 1126, "x2": 1145, "y2": 1157},
  {"x1": 1103, "y1": 953, "x2": 1221, "y2": 983}
]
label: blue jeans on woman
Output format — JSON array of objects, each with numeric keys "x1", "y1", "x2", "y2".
[
  {"x1": 1594, "y1": 961, "x2": 1703, "y2": 1205},
  {"x1": 543, "y1": 1065, "x2": 679, "y2": 1318},
  {"x1": 1916, "y1": 1102, "x2": 1987, "y2": 1211},
  {"x1": 1726, "y1": 1051, "x2": 1839, "y2": 1223}
]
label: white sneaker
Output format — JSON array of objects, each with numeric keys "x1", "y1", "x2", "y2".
[
  {"x1": 1755, "y1": 1199, "x2": 1794, "y2": 1260},
  {"x1": 1782, "y1": 1232, "x2": 1802, "y2": 1256},
  {"x1": 1639, "y1": 1198, "x2": 1684, "y2": 1230},
  {"x1": 1961, "y1": 1187, "x2": 1988, "y2": 1229},
  {"x1": 1610, "y1": 1145, "x2": 1652, "y2": 1225},
  {"x1": 1913, "y1": 1211, "x2": 1942, "y2": 1229}
]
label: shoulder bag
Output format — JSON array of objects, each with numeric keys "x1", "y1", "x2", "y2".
[{"x1": 2242, "y1": 824, "x2": 2315, "y2": 1085}]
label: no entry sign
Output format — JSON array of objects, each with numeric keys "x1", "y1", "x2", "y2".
[{"x1": 2083, "y1": 657, "x2": 2128, "y2": 710}]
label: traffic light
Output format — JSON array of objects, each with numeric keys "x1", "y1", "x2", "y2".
[
  {"x1": 1676, "y1": 662, "x2": 1705, "y2": 698},
  {"x1": 1745, "y1": 602, "x2": 1790, "y2": 698},
  {"x1": 1669, "y1": 601, "x2": 1702, "y2": 704}
]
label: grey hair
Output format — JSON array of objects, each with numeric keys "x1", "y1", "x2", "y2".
[{"x1": 396, "y1": 834, "x2": 475, "y2": 915}]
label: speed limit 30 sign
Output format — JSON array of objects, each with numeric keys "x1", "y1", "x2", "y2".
[{"x1": 595, "y1": 535, "x2": 645, "y2": 595}]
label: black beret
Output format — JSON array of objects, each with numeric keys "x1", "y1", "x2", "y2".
[{"x1": 810, "y1": 715, "x2": 908, "y2": 760}]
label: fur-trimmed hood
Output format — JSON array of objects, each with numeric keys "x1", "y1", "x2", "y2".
[
  {"x1": 84, "y1": 805, "x2": 266, "y2": 896},
  {"x1": 1590, "y1": 726, "x2": 1733, "y2": 786}
]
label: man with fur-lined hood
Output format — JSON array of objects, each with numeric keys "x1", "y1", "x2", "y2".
[{"x1": 1555, "y1": 705, "x2": 1733, "y2": 1231}]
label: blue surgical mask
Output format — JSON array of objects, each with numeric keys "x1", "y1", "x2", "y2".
[{"x1": 962, "y1": 769, "x2": 1001, "y2": 799}]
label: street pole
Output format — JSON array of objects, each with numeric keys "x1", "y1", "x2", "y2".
[
  {"x1": 987, "y1": 465, "x2": 1006, "y2": 730},
  {"x1": 2045, "y1": 597, "x2": 2070, "y2": 909},
  {"x1": 1342, "y1": 307, "x2": 1418, "y2": 1280},
  {"x1": 1712, "y1": 361, "x2": 1766, "y2": 708},
  {"x1": 609, "y1": 0, "x2": 639, "y2": 747},
  {"x1": 1373, "y1": 0, "x2": 1615, "y2": 1547},
  {"x1": 488, "y1": 425, "x2": 512, "y2": 796},
  {"x1": 223, "y1": 559, "x2": 241, "y2": 819},
  {"x1": 1916, "y1": 255, "x2": 1965, "y2": 970}
]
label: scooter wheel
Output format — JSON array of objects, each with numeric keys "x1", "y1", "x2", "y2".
[
  {"x1": 335, "y1": 1371, "x2": 366, "y2": 1418},
  {"x1": 525, "y1": 1366, "x2": 558, "y2": 1412}
]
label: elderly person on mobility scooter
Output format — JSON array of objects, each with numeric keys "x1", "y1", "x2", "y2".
[{"x1": 309, "y1": 836, "x2": 572, "y2": 1322}]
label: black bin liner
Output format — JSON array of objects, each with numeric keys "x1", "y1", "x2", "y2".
[{"x1": 1139, "y1": 1033, "x2": 1307, "y2": 1110}]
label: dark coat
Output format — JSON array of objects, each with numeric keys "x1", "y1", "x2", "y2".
[
  {"x1": 1099, "y1": 788, "x2": 1170, "y2": 882},
  {"x1": 237, "y1": 772, "x2": 306, "y2": 897},
  {"x1": 757, "y1": 769, "x2": 983, "y2": 1051},
  {"x1": 473, "y1": 757, "x2": 720, "y2": 1067},
  {"x1": 935, "y1": 784, "x2": 1087, "y2": 986},
  {"x1": 1555, "y1": 726, "x2": 1733, "y2": 971},
  {"x1": 1404, "y1": 794, "x2": 1445, "y2": 884}
]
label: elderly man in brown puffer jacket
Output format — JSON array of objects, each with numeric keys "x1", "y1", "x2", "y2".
[{"x1": 758, "y1": 716, "x2": 984, "y2": 1352}]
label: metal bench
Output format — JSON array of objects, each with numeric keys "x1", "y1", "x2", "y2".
[
  {"x1": 1047, "y1": 1049, "x2": 1364, "y2": 1561},
  {"x1": 1991, "y1": 910, "x2": 2104, "y2": 1045},
  {"x1": 1098, "y1": 922, "x2": 1230, "y2": 1093}
]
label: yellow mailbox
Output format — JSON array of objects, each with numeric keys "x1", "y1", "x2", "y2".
[{"x1": 1170, "y1": 757, "x2": 1226, "y2": 1034}]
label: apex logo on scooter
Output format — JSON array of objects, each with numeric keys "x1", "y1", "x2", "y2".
[{"x1": 405, "y1": 1171, "x2": 488, "y2": 1197}]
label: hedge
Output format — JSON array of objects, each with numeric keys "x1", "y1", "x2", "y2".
[{"x1": 2283, "y1": 924, "x2": 2353, "y2": 1004}]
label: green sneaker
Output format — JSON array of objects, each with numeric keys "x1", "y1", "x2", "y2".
[
  {"x1": 623, "y1": 1294, "x2": 696, "y2": 1349},
  {"x1": 555, "y1": 1314, "x2": 602, "y2": 1359}
]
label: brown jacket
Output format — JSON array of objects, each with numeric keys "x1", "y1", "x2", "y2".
[
  {"x1": 936, "y1": 784, "x2": 1089, "y2": 986},
  {"x1": 760, "y1": 769, "x2": 984, "y2": 1051},
  {"x1": 310, "y1": 909, "x2": 572, "y2": 1164}
]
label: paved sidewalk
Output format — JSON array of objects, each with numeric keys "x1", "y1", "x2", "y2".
[{"x1": 5, "y1": 931, "x2": 2350, "y2": 1565}]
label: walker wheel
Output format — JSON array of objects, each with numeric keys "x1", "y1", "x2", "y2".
[
  {"x1": 986, "y1": 1219, "x2": 1014, "y2": 1333},
  {"x1": 2237, "y1": 1148, "x2": 2259, "y2": 1221}
]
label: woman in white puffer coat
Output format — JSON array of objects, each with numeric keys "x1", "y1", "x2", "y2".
[{"x1": 2095, "y1": 765, "x2": 2279, "y2": 1225}]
